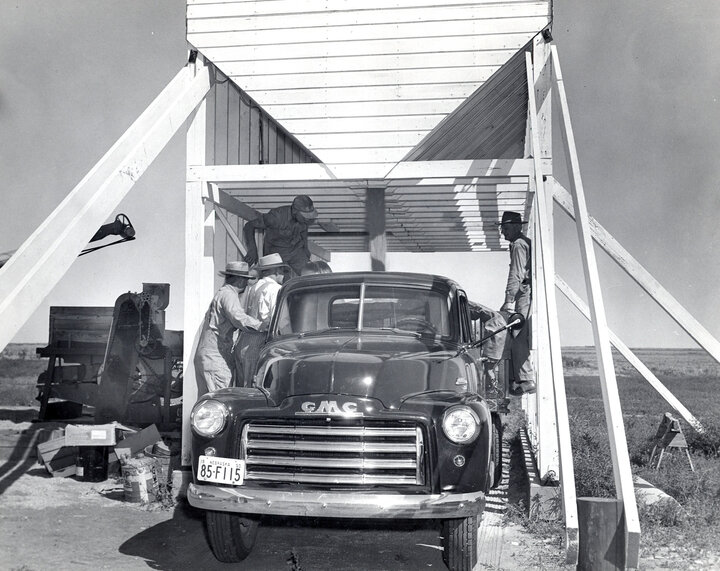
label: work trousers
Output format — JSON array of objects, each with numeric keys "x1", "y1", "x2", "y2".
[
  {"x1": 234, "y1": 330, "x2": 267, "y2": 387},
  {"x1": 511, "y1": 284, "x2": 534, "y2": 382},
  {"x1": 194, "y1": 332, "x2": 234, "y2": 394}
]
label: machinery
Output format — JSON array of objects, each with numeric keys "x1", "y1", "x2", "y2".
[{"x1": 36, "y1": 283, "x2": 182, "y2": 427}]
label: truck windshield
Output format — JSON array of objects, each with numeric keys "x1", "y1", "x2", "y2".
[{"x1": 274, "y1": 283, "x2": 450, "y2": 337}]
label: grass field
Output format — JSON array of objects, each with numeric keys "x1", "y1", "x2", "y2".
[{"x1": 562, "y1": 346, "x2": 720, "y2": 558}]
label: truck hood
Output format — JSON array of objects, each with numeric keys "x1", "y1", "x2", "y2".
[{"x1": 256, "y1": 333, "x2": 467, "y2": 408}]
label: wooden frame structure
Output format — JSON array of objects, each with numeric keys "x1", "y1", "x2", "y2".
[{"x1": 2, "y1": 3, "x2": 720, "y2": 568}]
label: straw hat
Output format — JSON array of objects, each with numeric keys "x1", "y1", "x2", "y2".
[{"x1": 218, "y1": 260, "x2": 253, "y2": 277}]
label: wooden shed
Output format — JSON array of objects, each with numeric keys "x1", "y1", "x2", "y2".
[{"x1": 4, "y1": 1, "x2": 720, "y2": 567}]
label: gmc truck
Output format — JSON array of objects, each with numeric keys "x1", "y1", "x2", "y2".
[{"x1": 187, "y1": 271, "x2": 514, "y2": 570}]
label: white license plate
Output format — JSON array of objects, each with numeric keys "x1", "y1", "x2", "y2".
[{"x1": 198, "y1": 455, "x2": 245, "y2": 485}]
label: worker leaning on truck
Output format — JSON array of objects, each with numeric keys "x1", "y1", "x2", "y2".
[{"x1": 194, "y1": 261, "x2": 262, "y2": 394}]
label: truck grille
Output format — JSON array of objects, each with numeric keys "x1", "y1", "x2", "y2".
[{"x1": 240, "y1": 419, "x2": 425, "y2": 486}]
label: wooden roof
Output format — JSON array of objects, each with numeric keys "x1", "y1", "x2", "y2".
[
  {"x1": 188, "y1": 0, "x2": 552, "y2": 252},
  {"x1": 188, "y1": 0, "x2": 551, "y2": 165}
]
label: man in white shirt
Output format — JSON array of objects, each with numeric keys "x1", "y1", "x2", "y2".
[
  {"x1": 194, "y1": 261, "x2": 262, "y2": 394},
  {"x1": 235, "y1": 253, "x2": 289, "y2": 385}
]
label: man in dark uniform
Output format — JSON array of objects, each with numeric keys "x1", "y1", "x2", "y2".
[
  {"x1": 243, "y1": 195, "x2": 318, "y2": 276},
  {"x1": 498, "y1": 211, "x2": 536, "y2": 395}
]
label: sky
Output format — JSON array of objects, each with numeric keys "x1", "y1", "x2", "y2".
[{"x1": 0, "y1": 0, "x2": 718, "y2": 350}]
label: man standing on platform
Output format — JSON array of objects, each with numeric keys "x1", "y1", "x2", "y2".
[
  {"x1": 194, "y1": 261, "x2": 262, "y2": 394},
  {"x1": 243, "y1": 195, "x2": 318, "y2": 276},
  {"x1": 498, "y1": 211, "x2": 536, "y2": 395}
]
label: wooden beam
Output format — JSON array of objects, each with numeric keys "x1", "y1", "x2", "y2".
[
  {"x1": 182, "y1": 57, "x2": 215, "y2": 468},
  {"x1": 187, "y1": 159, "x2": 549, "y2": 183},
  {"x1": 552, "y1": 181, "x2": 720, "y2": 366},
  {"x1": 366, "y1": 188, "x2": 386, "y2": 271},
  {"x1": 0, "y1": 62, "x2": 212, "y2": 355},
  {"x1": 526, "y1": 51, "x2": 579, "y2": 564},
  {"x1": 556, "y1": 275, "x2": 704, "y2": 433},
  {"x1": 551, "y1": 45, "x2": 640, "y2": 568},
  {"x1": 214, "y1": 207, "x2": 247, "y2": 257}
]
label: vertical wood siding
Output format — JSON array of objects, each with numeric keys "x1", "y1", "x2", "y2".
[
  {"x1": 207, "y1": 67, "x2": 317, "y2": 166},
  {"x1": 188, "y1": 0, "x2": 552, "y2": 164}
]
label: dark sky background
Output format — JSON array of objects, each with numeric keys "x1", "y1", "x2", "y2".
[{"x1": 0, "y1": 0, "x2": 718, "y2": 349}]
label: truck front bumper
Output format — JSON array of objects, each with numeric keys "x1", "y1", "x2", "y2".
[{"x1": 188, "y1": 483, "x2": 485, "y2": 519}]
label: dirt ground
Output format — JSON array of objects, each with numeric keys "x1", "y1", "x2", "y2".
[
  {"x1": 2, "y1": 405, "x2": 715, "y2": 570},
  {"x1": 0, "y1": 407, "x2": 563, "y2": 571}
]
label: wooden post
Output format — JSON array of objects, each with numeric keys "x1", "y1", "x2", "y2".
[
  {"x1": 551, "y1": 45, "x2": 641, "y2": 568},
  {"x1": 577, "y1": 498, "x2": 625, "y2": 570},
  {"x1": 525, "y1": 52, "x2": 579, "y2": 563},
  {"x1": 182, "y1": 57, "x2": 215, "y2": 467},
  {"x1": 367, "y1": 187, "x2": 386, "y2": 271}
]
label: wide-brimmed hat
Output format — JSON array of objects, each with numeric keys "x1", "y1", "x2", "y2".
[
  {"x1": 292, "y1": 195, "x2": 318, "y2": 220},
  {"x1": 257, "y1": 253, "x2": 289, "y2": 271},
  {"x1": 497, "y1": 211, "x2": 528, "y2": 225},
  {"x1": 219, "y1": 260, "x2": 253, "y2": 277}
]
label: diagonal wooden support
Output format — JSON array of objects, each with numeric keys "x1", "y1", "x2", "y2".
[
  {"x1": 525, "y1": 51, "x2": 579, "y2": 564},
  {"x1": 0, "y1": 61, "x2": 213, "y2": 353},
  {"x1": 552, "y1": 180, "x2": 720, "y2": 366},
  {"x1": 551, "y1": 45, "x2": 641, "y2": 568},
  {"x1": 556, "y1": 274, "x2": 704, "y2": 433}
]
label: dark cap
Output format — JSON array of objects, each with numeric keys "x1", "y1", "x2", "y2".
[
  {"x1": 497, "y1": 211, "x2": 527, "y2": 225},
  {"x1": 292, "y1": 195, "x2": 318, "y2": 220}
]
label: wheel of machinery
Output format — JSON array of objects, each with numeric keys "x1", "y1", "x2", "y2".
[
  {"x1": 490, "y1": 413, "x2": 503, "y2": 489},
  {"x1": 441, "y1": 515, "x2": 479, "y2": 571},
  {"x1": 206, "y1": 510, "x2": 260, "y2": 562}
]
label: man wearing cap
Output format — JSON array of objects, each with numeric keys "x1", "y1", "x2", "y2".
[
  {"x1": 234, "y1": 253, "x2": 289, "y2": 385},
  {"x1": 242, "y1": 195, "x2": 318, "y2": 276},
  {"x1": 499, "y1": 211, "x2": 536, "y2": 395},
  {"x1": 194, "y1": 261, "x2": 262, "y2": 394}
]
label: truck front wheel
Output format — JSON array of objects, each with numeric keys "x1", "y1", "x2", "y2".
[
  {"x1": 206, "y1": 511, "x2": 259, "y2": 562},
  {"x1": 441, "y1": 515, "x2": 478, "y2": 571}
]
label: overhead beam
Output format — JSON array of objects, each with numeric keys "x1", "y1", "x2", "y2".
[
  {"x1": 0, "y1": 61, "x2": 213, "y2": 354},
  {"x1": 552, "y1": 181, "x2": 720, "y2": 366},
  {"x1": 187, "y1": 158, "x2": 550, "y2": 183},
  {"x1": 552, "y1": 45, "x2": 640, "y2": 568}
]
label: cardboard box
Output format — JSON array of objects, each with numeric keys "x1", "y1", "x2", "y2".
[
  {"x1": 65, "y1": 423, "x2": 117, "y2": 447},
  {"x1": 37, "y1": 434, "x2": 77, "y2": 478}
]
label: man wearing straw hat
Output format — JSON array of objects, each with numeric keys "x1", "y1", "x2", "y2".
[
  {"x1": 498, "y1": 211, "x2": 536, "y2": 395},
  {"x1": 235, "y1": 253, "x2": 289, "y2": 386},
  {"x1": 194, "y1": 261, "x2": 262, "y2": 394}
]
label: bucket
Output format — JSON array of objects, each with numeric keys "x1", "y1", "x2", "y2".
[
  {"x1": 121, "y1": 456, "x2": 158, "y2": 503},
  {"x1": 75, "y1": 446, "x2": 109, "y2": 482}
]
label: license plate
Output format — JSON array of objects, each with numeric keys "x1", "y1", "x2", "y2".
[{"x1": 198, "y1": 455, "x2": 245, "y2": 485}]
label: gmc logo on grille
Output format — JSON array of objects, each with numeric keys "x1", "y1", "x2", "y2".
[{"x1": 299, "y1": 400, "x2": 360, "y2": 415}]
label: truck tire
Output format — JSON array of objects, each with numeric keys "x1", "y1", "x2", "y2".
[
  {"x1": 206, "y1": 511, "x2": 259, "y2": 562},
  {"x1": 441, "y1": 515, "x2": 478, "y2": 571},
  {"x1": 490, "y1": 414, "x2": 503, "y2": 489}
]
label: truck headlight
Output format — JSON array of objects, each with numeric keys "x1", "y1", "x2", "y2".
[
  {"x1": 191, "y1": 400, "x2": 228, "y2": 437},
  {"x1": 442, "y1": 406, "x2": 480, "y2": 444}
]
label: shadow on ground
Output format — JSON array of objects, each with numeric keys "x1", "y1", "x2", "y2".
[{"x1": 119, "y1": 501, "x2": 445, "y2": 570}]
